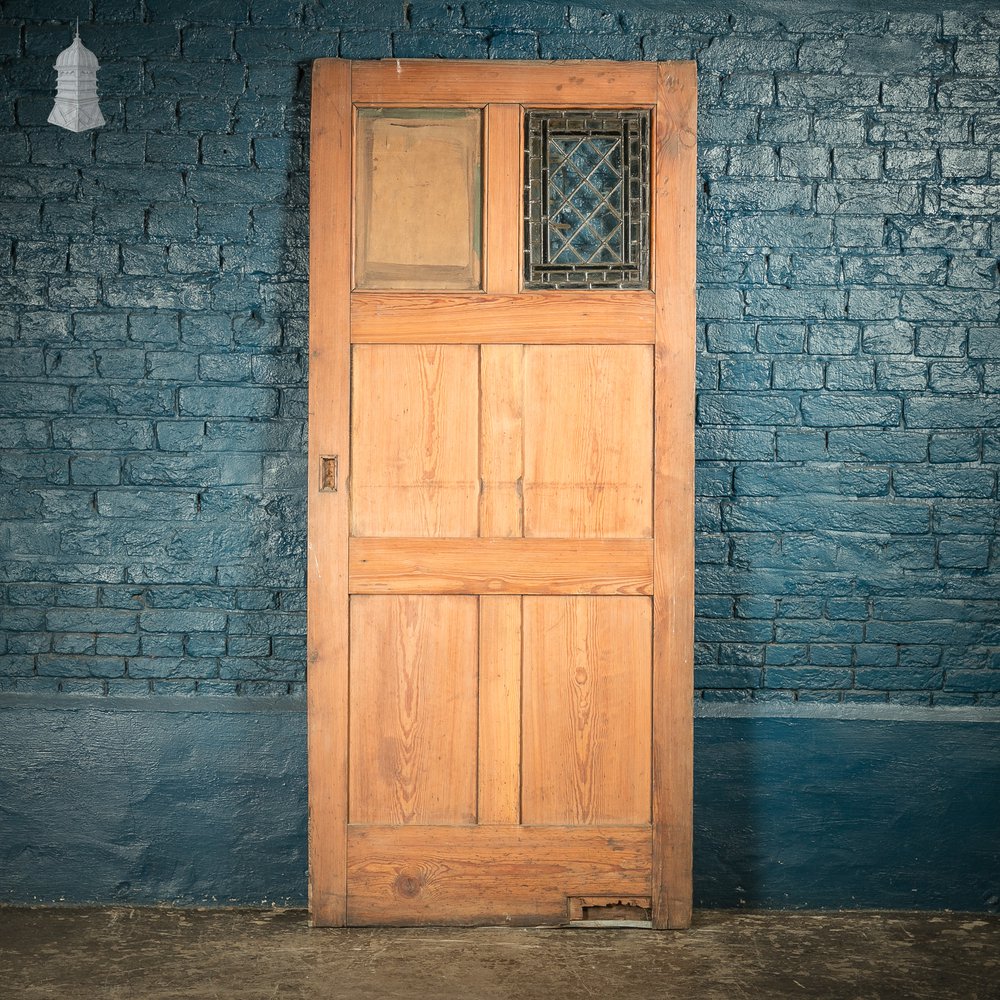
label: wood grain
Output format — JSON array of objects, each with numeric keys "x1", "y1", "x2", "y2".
[
  {"x1": 351, "y1": 59, "x2": 658, "y2": 107},
  {"x1": 479, "y1": 345, "x2": 524, "y2": 538},
  {"x1": 354, "y1": 109, "x2": 482, "y2": 290},
  {"x1": 350, "y1": 345, "x2": 479, "y2": 537},
  {"x1": 351, "y1": 291, "x2": 655, "y2": 344},
  {"x1": 478, "y1": 596, "x2": 522, "y2": 825},
  {"x1": 347, "y1": 824, "x2": 652, "y2": 925},
  {"x1": 523, "y1": 346, "x2": 653, "y2": 538},
  {"x1": 485, "y1": 104, "x2": 521, "y2": 294},
  {"x1": 652, "y1": 61, "x2": 698, "y2": 930},
  {"x1": 349, "y1": 595, "x2": 478, "y2": 825},
  {"x1": 350, "y1": 538, "x2": 653, "y2": 595},
  {"x1": 307, "y1": 58, "x2": 351, "y2": 927},
  {"x1": 522, "y1": 597, "x2": 652, "y2": 825}
]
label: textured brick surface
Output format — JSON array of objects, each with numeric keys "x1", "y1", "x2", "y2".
[{"x1": 0, "y1": 2, "x2": 997, "y2": 706}]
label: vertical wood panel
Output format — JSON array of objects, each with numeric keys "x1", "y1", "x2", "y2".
[
  {"x1": 523, "y1": 345, "x2": 653, "y2": 538},
  {"x1": 479, "y1": 345, "x2": 524, "y2": 538},
  {"x1": 652, "y1": 61, "x2": 697, "y2": 930},
  {"x1": 351, "y1": 345, "x2": 480, "y2": 537},
  {"x1": 485, "y1": 104, "x2": 521, "y2": 294},
  {"x1": 307, "y1": 58, "x2": 351, "y2": 927},
  {"x1": 522, "y1": 596, "x2": 652, "y2": 825},
  {"x1": 349, "y1": 595, "x2": 479, "y2": 825},
  {"x1": 478, "y1": 595, "x2": 522, "y2": 825}
]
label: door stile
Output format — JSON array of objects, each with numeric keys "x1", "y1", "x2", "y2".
[
  {"x1": 651, "y1": 62, "x2": 697, "y2": 929},
  {"x1": 308, "y1": 59, "x2": 352, "y2": 927}
]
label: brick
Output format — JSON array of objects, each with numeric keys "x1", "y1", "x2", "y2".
[
  {"x1": 36, "y1": 655, "x2": 125, "y2": 678},
  {"x1": 929, "y1": 362, "x2": 981, "y2": 392},
  {"x1": 809, "y1": 324, "x2": 859, "y2": 355},
  {"x1": 855, "y1": 668, "x2": 942, "y2": 690},
  {"x1": 817, "y1": 180, "x2": 921, "y2": 215},
  {"x1": 746, "y1": 288, "x2": 844, "y2": 320},
  {"x1": 727, "y1": 214, "x2": 833, "y2": 249},
  {"x1": 777, "y1": 75, "x2": 879, "y2": 106},
  {"x1": 395, "y1": 29, "x2": 492, "y2": 59},
  {"x1": 880, "y1": 77, "x2": 933, "y2": 110},
  {"x1": 824, "y1": 359, "x2": 875, "y2": 390},
  {"x1": 719, "y1": 74, "x2": 775, "y2": 108},
  {"x1": 711, "y1": 178, "x2": 813, "y2": 212},
  {"x1": 97, "y1": 490, "x2": 200, "y2": 519},
  {"x1": 799, "y1": 34, "x2": 948, "y2": 76},
  {"x1": 340, "y1": 30, "x2": 394, "y2": 58},
  {"x1": 832, "y1": 148, "x2": 882, "y2": 180},
  {"x1": 801, "y1": 392, "x2": 901, "y2": 427},
  {"x1": 938, "y1": 535, "x2": 991, "y2": 569},
  {"x1": 827, "y1": 430, "x2": 927, "y2": 463},
  {"x1": 809, "y1": 645, "x2": 854, "y2": 666},
  {"x1": 695, "y1": 667, "x2": 763, "y2": 689},
  {"x1": 944, "y1": 671, "x2": 1000, "y2": 693},
  {"x1": 869, "y1": 113, "x2": 969, "y2": 145},
  {"x1": 893, "y1": 467, "x2": 995, "y2": 498},
  {"x1": 719, "y1": 358, "x2": 771, "y2": 390},
  {"x1": 772, "y1": 358, "x2": 824, "y2": 389},
  {"x1": 954, "y1": 40, "x2": 1000, "y2": 74},
  {"x1": 179, "y1": 386, "x2": 279, "y2": 417},
  {"x1": 967, "y1": 328, "x2": 1000, "y2": 358},
  {"x1": 764, "y1": 667, "x2": 852, "y2": 689},
  {"x1": 778, "y1": 146, "x2": 830, "y2": 179},
  {"x1": 815, "y1": 112, "x2": 867, "y2": 146},
  {"x1": 758, "y1": 110, "x2": 810, "y2": 142},
  {"x1": 723, "y1": 498, "x2": 930, "y2": 534},
  {"x1": 939, "y1": 183, "x2": 1000, "y2": 215},
  {"x1": 876, "y1": 361, "x2": 927, "y2": 390},
  {"x1": 71, "y1": 456, "x2": 122, "y2": 486},
  {"x1": 901, "y1": 289, "x2": 999, "y2": 324}
]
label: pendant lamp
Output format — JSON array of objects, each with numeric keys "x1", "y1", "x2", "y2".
[{"x1": 48, "y1": 21, "x2": 105, "y2": 133}]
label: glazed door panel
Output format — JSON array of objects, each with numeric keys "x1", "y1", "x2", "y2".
[{"x1": 308, "y1": 59, "x2": 697, "y2": 929}]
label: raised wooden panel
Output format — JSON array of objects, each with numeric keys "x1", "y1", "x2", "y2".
[
  {"x1": 350, "y1": 538, "x2": 653, "y2": 595},
  {"x1": 351, "y1": 59, "x2": 658, "y2": 107},
  {"x1": 478, "y1": 596, "x2": 521, "y2": 825},
  {"x1": 480, "y1": 345, "x2": 524, "y2": 538},
  {"x1": 354, "y1": 109, "x2": 481, "y2": 290},
  {"x1": 349, "y1": 595, "x2": 478, "y2": 825},
  {"x1": 350, "y1": 291, "x2": 655, "y2": 344},
  {"x1": 522, "y1": 597, "x2": 652, "y2": 825},
  {"x1": 523, "y1": 346, "x2": 653, "y2": 538},
  {"x1": 350, "y1": 345, "x2": 479, "y2": 537},
  {"x1": 347, "y1": 825, "x2": 652, "y2": 925}
]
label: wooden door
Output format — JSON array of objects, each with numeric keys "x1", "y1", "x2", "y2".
[{"x1": 308, "y1": 59, "x2": 696, "y2": 929}]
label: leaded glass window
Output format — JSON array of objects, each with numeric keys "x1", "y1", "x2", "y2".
[{"x1": 524, "y1": 109, "x2": 650, "y2": 289}]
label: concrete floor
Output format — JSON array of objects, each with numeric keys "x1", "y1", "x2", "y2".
[{"x1": 1, "y1": 908, "x2": 998, "y2": 1000}]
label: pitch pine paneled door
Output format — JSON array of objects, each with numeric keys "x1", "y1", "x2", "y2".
[{"x1": 308, "y1": 59, "x2": 696, "y2": 929}]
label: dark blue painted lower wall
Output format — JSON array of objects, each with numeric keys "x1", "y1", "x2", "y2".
[{"x1": 2, "y1": 697, "x2": 997, "y2": 912}]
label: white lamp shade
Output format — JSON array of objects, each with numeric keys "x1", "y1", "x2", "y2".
[{"x1": 49, "y1": 29, "x2": 105, "y2": 133}]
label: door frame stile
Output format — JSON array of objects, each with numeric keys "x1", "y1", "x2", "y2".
[
  {"x1": 308, "y1": 58, "x2": 352, "y2": 927},
  {"x1": 652, "y1": 61, "x2": 698, "y2": 930}
]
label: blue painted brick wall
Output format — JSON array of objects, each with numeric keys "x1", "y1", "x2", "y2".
[{"x1": 1, "y1": 1, "x2": 998, "y2": 707}]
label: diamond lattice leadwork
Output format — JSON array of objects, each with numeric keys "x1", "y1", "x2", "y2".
[{"x1": 524, "y1": 109, "x2": 650, "y2": 289}]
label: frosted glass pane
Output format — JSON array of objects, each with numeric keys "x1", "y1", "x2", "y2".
[{"x1": 355, "y1": 108, "x2": 482, "y2": 291}]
